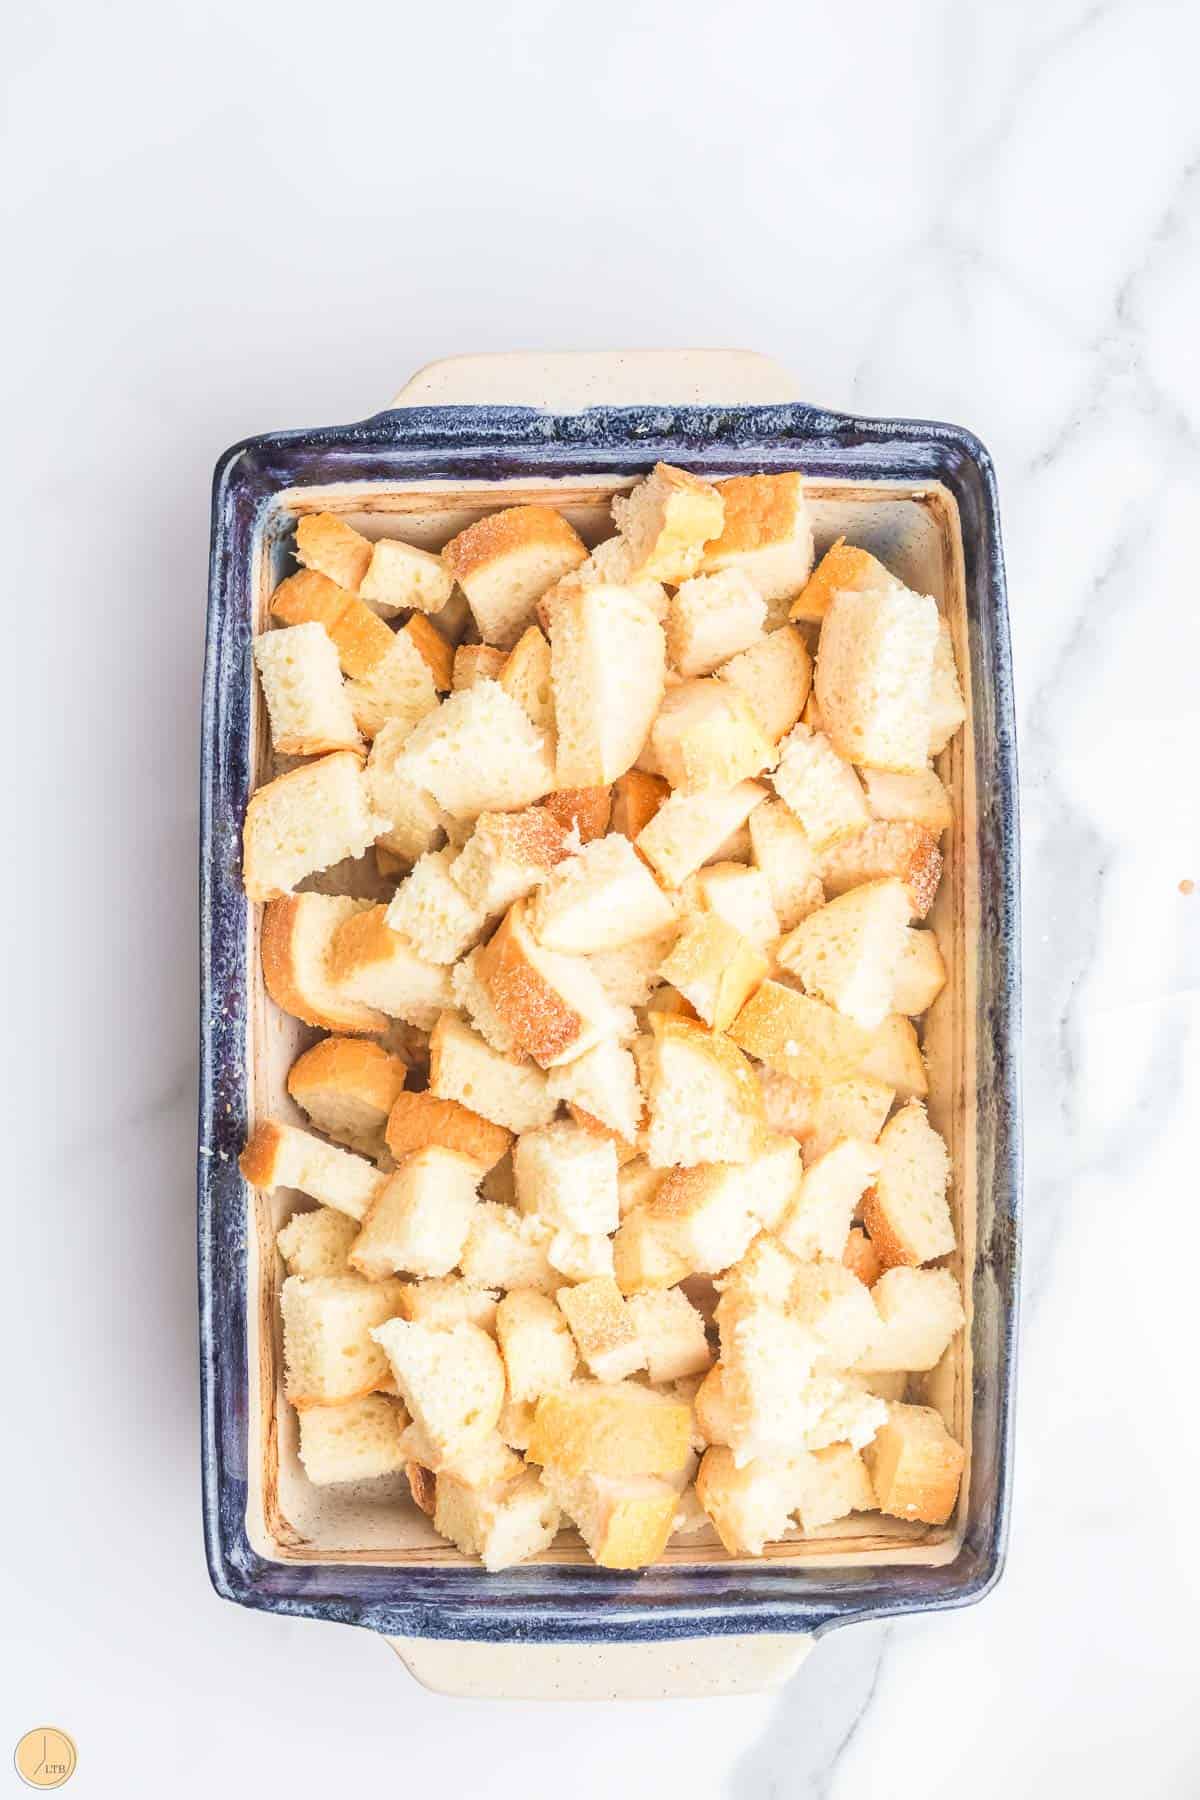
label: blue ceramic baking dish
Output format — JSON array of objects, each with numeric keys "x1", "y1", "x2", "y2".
[{"x1": 199, "y1": 370, "x2": 1020, "y2": 1657}]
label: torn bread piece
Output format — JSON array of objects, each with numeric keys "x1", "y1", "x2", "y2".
[
  {"x1": 342, "y1": 627, "x2": 444, "y2": 740},
  {"x1": 859, "y1": 1013, "x2": 928, "y2": 1101},
  {"x1": 541, "y1": 786, "x2": 612, "y2": 844},
  {"x1": 281, "y1": 1274, "x2": 406, "y2": 1407},
  {"x1": 359, "y1": 536, "x2": 454, "y2": 617},
  {"x1": 529, "y1": 833, "x2": 676, "y2": 955},
  {"x1": 543, "y1": 1469, "x2": 678, "y2": 1570},
  {"x1": 384, "y1": 847, "x2": 487, "y2": 963},
  {"x1": 690, "y1": 862, "x2": 780, "y2": 949},
  {"x1": 328, "y1": 904, "x2": 453, "y2": 1030},
  {"x1": 371, "y1": 1318, "x2": 505, "y2": 1461},
  {"x1": 240, "y1": 1120, "x2": 385, "y2": 1221},
  {"x1": 277, "y1": 1206, "x2": 360, "y2": 1280},
  {"x1": 717, "y1": 624, "x2": 812, "y2": 744},
  {"x1": 397, "y1": 1277, "x2": 500, "y2": 1333},
  {"x1": 450, "y1": 805, "x2": 571, "y2": 917},
  {"x1": 261, "y1": 894, "x2": 388, "y2": 1034},
  {"x1": 295, "y1": 511, "x2": 373, "y2": 593},
  {"x1": 777, "y1": 1139, "x2": 882, "y2": 1264},
  {"x1": 695, "y1": 1445, "x2": 808, "y2": 1555},
  {"x1": 771, "y1": 725, "x2": 869, "y2": 850},
  {"x1": 717, "y1": 1305, "x2": 823, "y2": 1461},
  {"x1": 642, "y1": 1015, "x2": 765, "y2": 1168},
  {"x1": 297, "y1": 1392, "x2": 409, "y2": 1484},
  {"x1": 748, "y1": 799, "x2": 824, "y2": 931},
  {"x1": 514, "y1": 1118, "x2": 618, "y2": 1236},
  {"x1": 585, "y1": 927, "x2": 678, "y2": 1010},
  {"x1": 287, "y1": 1036, "x2": 407, "y2": 1155},
  {"x1": 864, "y1": 1402, "x2": 964, "y2": 1524},
  {"x1": 557, "y1": 1277, "x2": 646, "y2": 1381},
  {"x1": 453, "y1": 644, "x2": 507, "y2": 690},
  {"x1": 271, "y1": 568, "x2": 395, "y2": 676},
  {"x1": 860, "y1": 1101, "x2": 953, "y2": 1269},
  {"x1": 610, "y1": 769, "x2": 669, "y2": 840},
  {"x1": 613, "y1": 1205, "x2": 692, "y2": 1294},
  {"x1": 547, "y1": 1037, "x2": 644, "y2": 1143},
  {"x1": 626, "y1": 1286, "x2": 713, "y2": 1383},
  {"x1": 792, "y1": 1443, "x2": 876, "y2": 1533},
  {"x1": 428, "y1": 1012, "x2": 556, "y2": 1133},
  {"x1": 363, "y1": 720, "x2": 446, "y2": 864},
  {"x1": 658, "y1": 913, "x2": 768, "y2": 1033},
  {"x1": 729, "y1": 982, "x2": 871, "y2": 1085},
  {"x1": 496, "y1": 1290, "x2": 577, "y2": 1404},
  {"x1": 788, "y1": 1261, "x2": 881, "y2": 1370},
  {"x1": 499, "y1": 624, "x2": 555, "y2": 736},
  {"x1": 549, "y1": 583, "x2": 666, "y2": 786},
  {"x1": 441, "y1": 504, "x2": 589, "y2": 648},
  {"x1": 667, "y1": 567, "x2": 766, "y2": 678},
  {"x1": 843, "y1": 1226, "x2": 883, "y2": 1288},
  {"x1": 476, "y1": 898, "x2": 627, "y2": 1068},
  {"x1": 451, "y1": 947, "x2": 521, "y2": 1054},
  {"x1": 546, "y1": 1226, "x2": 615, "y2": 1283},
  {"x1": 537, "y1": 536, "x2": 668, "y2": 627},
  {"x1": 636, "y1": 780, "x2": 768, "y2": 888},
  {"x1": 434, "y1": 1469, "x2": 561, "y2": 1571},
  {"x1": 395, "y1": 681, "x2": 555, "y2": 819},
  {"x1": 460, "y1": 1204, "x2": 558, "y2": 1294},
  {"x1": 862, "y1": 766, "x2": 952, "y2": 835},
  {"x1": 893, "y1": 929, "x2": 947, "y2": 1015},
  {"x1": 242, "y1": 752, "x2": 383, "y2": 901},
  {"x1": 854, "y1": 1267, "x2": 965, "y2": 1373},
  {"x1": 819, "y1": 820, "x2": 943, "y2": 918},
  {"x1": 253, "y1": 623, "x2": 363, "y2": 757},
  {"x1": 699, "y1": 472, "x2": 815, "y2": 618},
  {"x1": 526, "y1": 1381, "x2": 693, "y2": 1478},
  {"x1": 349, "y1": 1145, "x2": 481, "y2": 1280},
  {"x1": 610, "y1": 462, "x2": 725, "y2": 583},
  {"x1": 775, "y1": 878, "x2": 912, "y2": 1029},
  {"x1": 651, "y1": 679, "x2": 775, "y2": 793},
  {"x1": 788, "y1": 536, "x2": 894, "y2": 625},
  {"x1": 815, "y1": 584, "x2": 940, "y2": 772},
  {"x1": 927, "y1": 617, "x2": 967, "y2": 755}
]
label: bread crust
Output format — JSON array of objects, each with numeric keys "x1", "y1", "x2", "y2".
[
  {"x1": 295, "y1": 511, "x2": 373, "y2": 594},
  {"x1": 271, "y1": 568, "x2": 395, "y2": 678},
  {"x1": 541, "y1": 786, "x2": 612, "y2": 843},
  {"x1": 819, "y1": 823, "x2": 943, "y2": 919},
  {"x1": 442, "y1": 504, "x2": 588, "y2": 583},
  {"x1": 611, "y1": 770, "x2": 669, "y2": 839},
  {"x1": 287, "y1": 1037, "x2": 408, "y2": 1140},
  {"x1": 703, "y1": 472, "x2": 807, "y2": 558},
  {"x1": 261, "y1": 896, "x2": 388, "y2": 1034},
  {"x1": 527, "y1": 1383, "x2": 692, "y2": 1478},
  {"x1": 403, "y1": 615, "x2": 454, "y2": 692},
  {"x1": 385, "y1": 1090, "x2": 512, "y2": 1172},
  {"x1": 476, "y1": 901, "x2": 601, "y2": 1067},
  {"x1": 788, "y1": 537, "x2": 894, "y2": 624}
]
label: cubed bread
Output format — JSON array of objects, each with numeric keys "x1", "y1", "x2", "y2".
[
  {"x1": 892, "y1": 929, "x2": 947, "y2": 1015},
  {"x1": 747, "y1": 800, "x2": 824, "y2": 931},
  {"x1": 542, "y1": 1469, "x2": 677, "y2": 1570},
  {"x1": 776, "y1": 878, "x2": 912, "y2": 1028},
  {"x1": 788, "y1": 536, "x2": 894, "y2": 625},
  {"x1": 528, "y1": 834, "x2": 676, "y2": 955},
  {"x1": 859, "y1": 1014, "x2": 928, "y2": 1100},
  {"x1": 699, "y1": 472, "x2": 814, "y2": 615},
  {"x1": 526, "y1": 1381, "x2": 693, "y2": 1477},
  {"x1": 276, "y1": 1206, "x2": 360, "y2": 1279},
  {"x1": 541, "y1": 785, "x2": 612, "y2": 843},
  {"x1": 610, "y1": 769, "x2": 670, "y2": 840},
  {"x1": 777, "y1": 1140, "x2": 882, "y2": 1263},
  {"x1": 261, "y1": 894, "x2": 388, "y2": 1034},
  {"x1": 788, "y1": 1261, "x2": 881, "y2": 1370},
  {"x1": 651, "y1": 679, "x2": 775, "y2": 792},
  {"x1": 287, "y1": 1036, "x2": 407, "y2": 1155},
  {"x1": 641, "y1": 1164, "x2": 760, "y2": 1275},
  {"x1": 327, "y1": 904, "x2": 453, "y2": 1030},
  {"x1": 363, "y1": 719, "x2": 446, "y2": 864},
  {"x1": 843, "y1": 1226, "x2": 883, "y2": 1287},
  {"x1": 496, "y1": 1290, "x2": 577, "y2": 1404},
  {"x1": 863, "y1": 1402, "x2": 964, "y2": 1523},
  {"x1": 860, "y1": 1101, "x2": 953, "y2": 1268},
  {"x1": 242, "y1": 752, "x2": 383, "y2": 901},
  {"x1": 658, "y1": 914, "x2": 768, "y2": 1032},
  {"x1": 385, "y1": 1087, "x2": 512, "y2": 1173},
  {"x1": 636, "y1": 780, "x2": 768, "y2": 888},
  {"x1": 295, "y1": 511, "x2": 372, "y2": 592},
  {"x1": 281, "y1": 1273, "x2": 406, "y2": 1407},
  {"x1": 271, "y1": 567, "x2": 395, "y2": 675},
  {"x1": 771, "y1": 725, "x2": 869, "y2": 850},
  {"x1": 792, "y1": 1443, "x2": 876, "y2": 1532},
  {"x1": 612, "y1": 1205, "x2": 692, "y2": 1294},
  {"x1": 626, "y1": 1287, "x2": 712, "y2": 1383},
  {"x1": 453, "y1": 643, "x2": 507, "y2": 689},
  {"x1": 296, "y1": 1392, "x2": 409, "y2": 1484},
  {"x1": 546, "y1": 1227, "x2": 615, "y2": 1282},
  {"x1": 450, "y1": 805, "x2": 571, "y2": 917},
  {"x1": 476, "y1": 898, "x2": 626, "y2": 1068},
  {"x1": 370, "y1": 1317, "x2": 505, "y2": 1461},
  {"x1": 384, "y1": 847, "x2": 487, "y2": 963},
  {"x1": 348, "y1": 1146, "x2": 481, "y2": 1280},
  {"x1": 642, "y1": 1016, "x2": 764, "y2": 1168},
  {"x1": 499, "y1": 624, "x2": 555, "y2": 736},
  {"x1": 927, "y1": 617, "x2": 967, "y2": 754},
  {"x1": 240, "y1": 1119, "x2": 385, "y2": 1221},
  {"x1": 585, "y1": 927, "x2": 678, "y2": 1009},
  {"x1": 547, "y1": 1037, "x2": 643, "y2": 1143},
  {"x1": 854, "y1": 1267, "x2": 965, "y2": 1373},
  {"x1": 441, "y1": 505, "x2": 589, "y2": 648},
  {"x1": 815, "y1": 584, "x2": 940, "y2": 772},
  {"x1": 691, "y1": 862, "x2": 780, "y2": 949},
  {"x1": 610, "y1": 462, "x2": 725, "y2": 583},
  {"x1": 694, "y1": 1445, "x2": 805, "y2": 1555},
  {"x1": 862, "y1": 766, "x2": 953, "y2": 835},
  {"x1": 819, "y1": 821, "x2": 943, "y2": 918},
  {"x1": 514, "y1": 1119, "x2": 619, "y2": 1235},
  {"x1": 343, "y1": 628, "x2": 445, "y2": 740},
  {"x1": 716, "y1": 625, "x2": 813, "y2": 744},
  {"x1": 399, "y1": 1418, "x2": 521, "y2": 1488},
  {"x1": 617, "y1": 1157, "x2": 667, "y2": 1218},
  {"x1": 253, "y1": 623, "x2": 363, "y2": 757},
  {"x1": 549, "y1": 583, "x2": 667, "y2": 786},
  {"x1": 428, "y1": 1013, "x2": 556, "y2": 1132},
  {"x1": 460, "y1": 1203, "x2": 557, "y2": 1293},
  {"x1": 538, "y1": 535, "x2": 669, "y2": 627},
  {"x1": 450, "y1": 947, "x2": 521, "y2": 1055},
  {"x1": 397, "y1": 1277, "x2": 500, "y2": 1333},
  {"x1": 557, "y1": 1276, "x2": 646, "y2": 1381},
  {"x1": 667, "y1": 568, "x2": 766, "y2": 677},
  {"x1": 717, "y1": 1305, "x2": 823, "y2": 1460},
  {"x1": 716, "y1": 1234, "x2": 804, "y2": 1322},
  {"x1": 729, "y1": 982, "x2": 871, "y2": 1084},
  {"x1": 434, "y1": 1469, "x2": 562, "y2": 1571},
  {"x1": 395, "y1": 681, "x2": 555, "y2": 819},
  {"x1": 358, "y1": 535, "x2": 454, "y2": 616}
]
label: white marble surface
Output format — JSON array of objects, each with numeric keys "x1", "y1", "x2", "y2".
[{"x1": 4, "y1": 0, "x2": 1199, "y2": 1792}]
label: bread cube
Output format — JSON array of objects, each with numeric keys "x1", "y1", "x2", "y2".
[
  {"x1": 694, "y1": 1446, "x2": 805, "y2": 1555},
  {"x1": 397, "y1": 1277, "x2": 500, "y2": 1333},
  {"x1": 547, "y1": 1037, "x2": 643, "y2": 1143},
  {"x1": 448, "y1": 946, "x2": 519, "y2": 1055},
  {"x1": 514, "y1": 1120, "x2": 619, "y2": 1235},
  {"x1": 499, "y1": 624, "x2": 555, "y2": 737},
  {"x1": 819, "y1": 820, "x2": 943, "y2": 918},
  {"x1": 859, "y1": 1014, "x2": 928, "y2": 1101},
  {"x1": 644, "y1": 1165, "x2": 760, "y2": 1275},
  {"x1": 342, "y1": 628, "x2": 445, "y2": 740},
  {"x1": 543, "y1": 1469, "x2": 677, "y2": 1570},
  {"x1": 610, "y1": 769, "x2": 670, "y2": 839},
  {"x1": 496, "y1": 1290, "x2": 577, "y2": 1404},
  {"x1": 240, "y1": 1120, "x2": 385, "y2": 1222},
  {"x1": 667, "y1": 567, "x2": 766, "y2": 677},
  {"x1": 242, "y1": 752, "x2": 383, "y2": 901},
  {"x1": 358, "y1": 535, "x2": 453, "y2": 616},
  {"x1": 771, "y1": 725, "x2": 869, "y2": 850},
  {"x1": 281, "y1": 1274, "x2": 406, "y2": 1407},
  {"x1": 862, "y1": 766, "x2": 952, "y2": 836},
  {"x1": 460, "y1": 1202, "x2": 558, "y2": 1293},
  {"x1": 541, "y1": 786, "x2": 612, "y2": 844},
  {"x1": 546, "y1": 1227, "x2": 615, "y2": 1282},
  {"x1": 717, "y1": 623, "x2": 812, "y2": 745},
  {"x1": 610, "y1": 461, "x2": 725, "y2": 583},
  {"x1": 584, "y1": 928, "x2": 676, "y2": 1011},
  {"x1": 626, "y1": 1287, "x2": 712, "y2": 1383},
  {"x1": 659, "y1": 913, "x2": 768, "y2": 1032},
  {"x1": 693, "y1": 1365, "x2": 737, "y2": 1446},
  {"x1": 691, "y1": 862, "x2": 780, "y2": 949},
  {"x1": 927, "y1": 617, "x2": 966, "y2": 755},
  {"x1": 295, "y1": 510, "x2": 372, "y2": 591},
  {"x1": 861, "y1": 1102, "x2": 953, "y2": 1268},
  {"x1": 529, "y1": 834, "x2": 676, "y2": 955},
  {"x1": 450, "y1": 805, "x2": 571, "y2": 917},
  {"x1": 636, "y1": 780, "x2": 768, "y2": 888},
  {"x1": 776, "y1": 878, "x2": 912, "y2": 1029},
  {"x1": 729, "y1": 982, "x2": 871, "y2": 1084},
  {"x1": 788, "y1": 536, "x2": 894, "y2": 625},
  {"x1": 384, "y1": 1088, "x2": 511, "y2": 1173},
  {"x1": 452, "y1": 644, "x2": 507, "y2": 691},
  {"x1": 777, "y1": 1140, "x2": 882, "y2": 1263},
  {"x1": 396, "y1": 681, "x2": 555, "y2": 819},
  {"x1": 297, "y1": 1392, "x2": 409, "y2": 1484},
  {"x1": 363, "y1": 719, "x2": 446, "y2": 864},
  {"x1": 549, "y1": 582, "x2": 667, "y2": 785},
  {"x1": 651, "y1": 679, "x2": 774, "y2": 793},
  {"x1": 792, "y1": 1443, "x2": 876, "y2": 1532},
  {"x1": 348, "y1": 1146, "x2": 481, "y2": 1280},
  {"x1": 642, "y1": 1016, "x2": 765, "y2": 1168},
  {"x1": 747, "y1": 799, "x2": 824, "y2": 930},
  {"x1": 864, "y1": 1402, "x2": 964, "y2": 1523},
  {"x1": 441, "y1": 504, "x2": 589, "y2": 648},
  {"x1": 854, "y1": 1267, "x2": 965, "y2": 1373},
  {"x1": 613, "y1": 1206, "x2": 692, "y2": 1294},
  {"x1": 428, "y1": 1013, "x2": 556, "y2": 1132},
  {"x1": 287, "y1": 1036, "x2": 407, "y2": 1156},
  {"x1": 699, "y1": 472, "x2": 814, "y2": 613},
  {"x1": 253, "y1": 623, "x2": 363, "y2": 758},
  {"x1": 770, "y1": 1072, "x2": 895, "y2": 1162},
  {"x1": 327, "y1": 904, "x2": 453, "y2": 1030},
  {"x1": 718, "y1": 1306, "x2": 824, "y2": 1461},
  {"x1": 276, "y1": 1206, "x2": 359, "y2": 1280},
  {"x1": 261, "y1": 894, "x2": 389, "y2": 1035},
  {"x1": 715, "y1": 1234, "x2": 803, "y2": 1323},
  {"x1": 370, "y1": 1318, "x2": 505, "y2": 1461},
  {"x1": 557, "y1": 1277, "x2": 646, "y2": 1381},
  {"x1": 526, "y1": 1381, "x2": 693, "y2": 1478},
  {"x1": 788, "y1": 1261, "x2": 881, "y2": 1370},
  {"x1": 843, "y1": 1226, "x2": 883, "y2": 1287},
  {"x1": 892, "y1": 929, "x2": 947, "y2": 1015},
  {"x1": 271, "y1": 567, "x2": 395, "y2": 675},
  {"x1": 815, "y1": 582, "x2": 940, "y2": 771},
  {"x1": 434, "y1": 1469, "x2": 562, "y2": 1571},
  {"x1": 476, "y1": 899, "x2": 627, "y2": 1069},
  {"x1": 384, "y1": 847, "x2": 486, "y2": 964}
]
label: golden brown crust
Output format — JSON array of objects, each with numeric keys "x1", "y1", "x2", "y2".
[
  {"x1": 407, "y1": 1461, "x2": 437, "y2": 1516},
  {"x1": 704, "y1": 472, "x2": 806, "y2": 558},
  {"x1": 441, "y1": 505, "x2": 588, "y2": 582},
  {"x1": 864, "y1": 1403, "x2": 964, "y2": 1524},
  {"x1": 384, "y1": 1090, "x2": 512, "y2": 1172},
  {"x1": 475, "y1": 904, "x2": 586, "y2": 1066},
  {"x1": 290, "y1": 1374, "x2": 391, "y2": 1412},
  {"x1": 402, "y1": 615, "x2": 453, "y2": 692},
  {"x1": 819, "y1": 823, "x2": 943, "y2": 919},
  {"x1": 542, "y1": 786, "x2": 612, "y2": 843},
  {"x1": 327, "y1": 905, "x2": 396, "y2": 982},
  {"x1": 270, "y1": 569, "x2": 394, "y2": 678},
  {"x1": 287, "y1": 1036, "x2": 407, "y2": 1118},
  {"x1": 843, "y1": 1226, "x2": 883, "y2": 1287},
  {"x1": 858, "y1": 1189, "x2": 918, "y2": 1272},
  {"x1": 610, "y1": 770, "x2": 670, "y2": 840},
  {"x1": 588, "y1": 1488, "x2": 678, "y2": 1569},
  {"x1": 727, "y1": 981, "x2": 870, "y2": 1083},
  {"x1": 261, "y1": 897, "x2": 388, "y2": 1034},
  {"x1": 788, "y1": 537, "x2": 894, "y2": 624},
  {"x1": 527, "y1": 1384, "x2": 692, "y2": 1477},
  {"x1": 295, "y1": 512, "x2": 373, "y2": 594},
  {"x1": 238, "y1": 1120, "x2": 284, "y2": 1188}
]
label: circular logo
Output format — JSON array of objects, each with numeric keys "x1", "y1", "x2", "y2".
[{"x1": 13, "y1": 1729, "x2": 77, "y2": 1790}]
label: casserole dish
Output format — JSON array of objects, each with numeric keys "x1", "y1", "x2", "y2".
[{"x1": 200, "y1": 350, "x2": 1021, "y2": 1698}]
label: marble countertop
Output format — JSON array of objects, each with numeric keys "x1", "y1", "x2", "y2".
[{"x1": 5, "y1": 0, "x2": 1198, "y2": 1793}]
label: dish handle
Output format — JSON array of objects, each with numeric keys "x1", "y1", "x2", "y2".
[
  {"x1": 388, "y1": 348, "x2": 801, "y2": 412},
  {"x1": 385, "y1": 1631, "x2": 814, "y2": 1701}
]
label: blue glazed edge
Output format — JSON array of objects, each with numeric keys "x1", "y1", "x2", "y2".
[{"x1": 200, "y1": 401, "x2": 1021, "y2": 1645}]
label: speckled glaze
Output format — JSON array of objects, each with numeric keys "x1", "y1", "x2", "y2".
[{"x1": 200, "y1": 399, "x2": 1021, "y2": 1646}]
